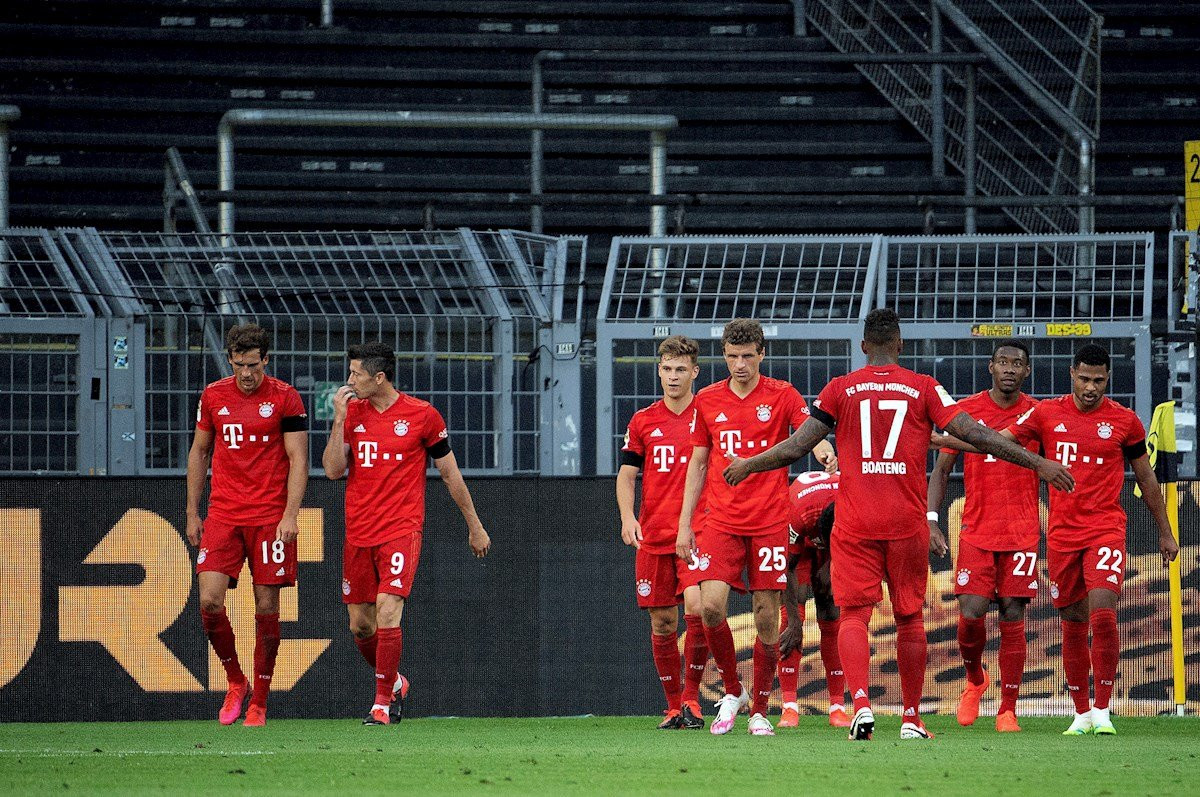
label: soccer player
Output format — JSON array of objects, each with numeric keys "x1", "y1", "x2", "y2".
[
  {"x1": 322, "y1": 342, "x2": 490, "y2": 726},
  {"x1": 676, "y1": 319, "x2": 837, "y2": 737},
  {"x1": 617, "y1": 335, "x2": 710, "y2": 730},
  {"x1": 723, "y1": 309, "x2": 1074, "y2": 741},
  {"x1": 777, "y1": 471, "x2": 848, "y2": 729},
  {"x1": 186, "y1": 323, "x2": 309, "y2": 727},
  {"x1": 926, "y1": 340, "x2": 1040, "y2": 733},
  {"x1": 942, "y1": 343, "x2": 1179, "y2": 736}
]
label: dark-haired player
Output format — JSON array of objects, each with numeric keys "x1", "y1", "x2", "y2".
[
  {"x1": 187, "y1": 323, "x2": 309, "y2": 727},
  {"x1": 927, "y1": 340, "x2": 1040, "y2": 732},
  {"x1": 322, "y1": 342, "x2": 490, "y2": 726},
  {"x1": 942, "y1": 343, "x2": 1178, "y2": 736},
  {"x1": 724, "y1": 309, "x2": 1073, "y2": 741}
]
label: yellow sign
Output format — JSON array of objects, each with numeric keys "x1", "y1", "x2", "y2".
[
  {"x1": 1046, "y1": 322, "x2": 1092, "y2": 337},
  {"x1": 970, "y1": 324, "x2": 1013, "y2": 338},
  {"x1": 1186, "y1": 140, "x2": 1200, "y2": 233}
]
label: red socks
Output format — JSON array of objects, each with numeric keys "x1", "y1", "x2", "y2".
[
  {"x1": 201, "y1": 607, "x2": 246, "y2": 685},
  {"x1": 354, "y1": 632, "x2": 378, "y2": 668},
  {"x1": 997, "y1": 620, "x2": 1026, "y2": 714},
  {"x1": 1061, "y1": 618, "x2": 1092, "y2": 713},
  {"x1": 652, "y1": 632, "x2": 683, "y2": 711},
  {"x1": 894, "y1": 611, "x2": 927, "y2": 724},
  {"x1": 817, "y1": 618, "x2": 845, "y2": 705},
  {"x1": 251, "y1": 613, "x2": 280, "y2": 708},
  {"x1": 682, "y1": 614, "x2": 708, "y2": 704},
  {"x1": 1090, "y1": 608, "x2": 1119, "y2": 711},
  {"x1": 751, "y1": 637, "x2": 780, "y2": 717},
  {"x1": 373, "y1": 626, "x2": 403, "y2": 706},
  {"x1": 703, "y1": 620, "x2": 742, "y2": 698},
  {"x1": 957, "y1": 615, "x2": 987, "y2": 686},
  {"x1": 838, "y1": 605, "x2": 873, "y2": 712},
  {"x1": 778, "y1": 605, "x2": 804, "y2": 702}
]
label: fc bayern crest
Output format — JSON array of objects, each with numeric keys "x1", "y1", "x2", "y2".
[
  {"x1": 197, "y1": 548, "x2": 208, "y2": 564},
  {"x1": 394, "y1": 420, "x2": 410, "y2": 436},
  {"x1": 956, "y1": 569, "x2": 971, "y2": 586},
  {"x1": 1050, "y1": 582, "x2": 1060, "y2": 599},
  {"x1": 756, "y1": 403, "x2": 772, "y2": 422},
  {"x1": 341, "y1": 578, "x2": 351, "y2": 596},
  {"x1": 1096, "y1": 422, "x2": 1113, "y2": 439},
  {"x1": 697, "y1": 554, "x2": 711, "y2": 571},
  {"x1": 258, "y1": 402, "x2": 275, "y2": 418},
  {"x1": 636, "y1": 579, "x2": 652, "y2": 597}
]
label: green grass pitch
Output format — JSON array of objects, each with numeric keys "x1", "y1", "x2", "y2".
[{"x1": 1, "y1": 715, "x2": 1196, "y2": 795}]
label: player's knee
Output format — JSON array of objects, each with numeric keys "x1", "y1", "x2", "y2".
[
  {"x1": 349, "y1": 620, "x2": 376, "y2": 639},
  {"x1": 198, "y1": 595, "x2": 225, "y2": 614},
  {"x1": 700, "y1": 602, "x2": 725, "y2": 627}
]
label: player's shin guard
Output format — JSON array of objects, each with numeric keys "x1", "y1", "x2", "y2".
[
  {"x1": 777, "y1": 606, "x2": 803, "y2": 703},
  {"x1": 997, "y1": 620, "x2": 1027, "y2": 715},
  {"x1": 704, "y1": 620, "x2": 743, "y2": 698},
  {"x1": 895, "y1": 612, "x2": 927, "y2": 725},
  {"x1": 651, "y1": 632, "x2": 684, "y2": 711},
  {"x1": 1089, "y1": 608, "x2": 1119, "y2": 711},
  {"x1": 374, "y1": 626, "x2": 403, "y2": 707},
  {"x1": 201, "y1": 607, "x2": 246, "y2": 685},
  {"x1": 682, "y1": 614, "x2": 708, "y2": 704},
  {"x1": 957, "y1": 615, "x2": 987, "y2": 685},
  {"x1": 251, "y1": 613, "x2": 281, "y2": 708},
  {"x1": 1061, "y1": 619, "x2": 1092, "y2": 714},
  {"x1": 751, "y1": 637, "x2": 780, "y2": 717},
  {"x1": 838, "y1": 606, "x2": 873, "y2": 712},
  {"x1": 817, "y1": 619, "x2": 845, "y2": 705},
  {"x1": 354, "y1": 632, "x2": 378, "y2": 668}
]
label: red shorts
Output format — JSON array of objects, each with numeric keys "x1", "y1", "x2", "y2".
[
  {"x1": 634, "y1": 549, "x2": 688, "y2": 608},
  {"x1": 342, "y1": 532, "x2": 423, "y2": 603},
  {"x1": 954, "y1": 538, "x2": 1040, "y2": 600},
  {"x1": 688, "y1": 524, "x2": 788, "y2": 593},
  {"x1": 1047, "y1": 542, "x2": 1125, "y2": 608},
  {"x1": 830, "y1": 527, "x2": 928, "y2": 616},
  {"x1": 678, "y1": 528, "x2": 749, "y2": 594},
  {"x1": 196, "y1": 518, "x2": 296, "y2": 587}
]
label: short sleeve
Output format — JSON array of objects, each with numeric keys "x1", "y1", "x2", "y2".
[
  {"x1": 690, "y1": 403, "x2": 712, "y2": 448},
  {"x1": 925, "y1": 377, "x2": 960, "y2": 428},
  {"x1": 787, "y1": 386, "x2": 809, "y2": 428},
  {"x1": 1006, "y1": 403, "x2": 1042, "y2": 446},
  {"x1": 811, "y1": 380, "x2": 840, "y2": 428},
  {"x1": 195, "y1": 389, "x2": 212, "y2": 432},
  {"x1": 424, "y1": 406, "x2": 449, "y2": 448},
  {"x1": 621, "y1": 414, "x2": 644, "y2": 456},
  {"x1": 1122, "y1": 410, "x2": 1147, "y2": 447},
  {"x1": 280, "y1": 386, "x2": 309, "y2": 432}
]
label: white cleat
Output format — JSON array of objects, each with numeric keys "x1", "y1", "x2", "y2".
[
  {"x1": 710, "y1": 689, "x2": 750, "y2": 736},
  {"x1": 848, "y1": 706, "x2": 875, "y2": 741},
  {"x1": 1063, "y1": 710, "x2": 1094, "y2": 736},
  {"x1": 747, "y1": 712, "x2": 775, "y2": 736},
  {"x1": 899, "y1": 721, "x2": 935, "y2": 740}
]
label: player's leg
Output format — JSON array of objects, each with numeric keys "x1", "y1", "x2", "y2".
[
  {"x1": 348, "y1": 603, "x2": 378, "y2": 667},
  {"x1": 813, "y1": 567, "x2": 848, "y2": 727},
  {"x1": 679, "y1": 583, "x2": 708, "y2": 729},
  {"x1": 1083, "y1": 542, "x2": 1124, "y2": 735},
  {"x1": 886, "y1": 530, "x2": 933, "y2": 740},
  {"x1": 648, "y1": 605, "x2": 684, "y2": 728},
  {"x1": 745, "y1": 530, "x2": 787, "y2": 736},
  {"x1": 344, "y1": 539, "x2": 379, "y2": 667},
  {"x1": 695, "y1": 526, "x2": 749, "y2": 734},
  {"x1": 1050, "y1": 548, "x2": 1094, "y2": 734},
  {"x1": 777, "y1": 582, "x2": 809, "y2": 728},
  {"x1": 995, "y1": 597, "x2": 1029, "y2": 732},
  {"x1": 243, "y1": 525, "x2": 297, "y2": 726},
  {"x1": 365, "y1": 534, "x2": 421, "y2": 725},
  {"x1": 830, "y1": 532, "x2": 885, "y2": 741},
  {"x1": 196, "y1": 519, "x2": 249, "y2": 725},
  {"x1": 955, "y1": 592, "x2": 991, "y2": 726}
]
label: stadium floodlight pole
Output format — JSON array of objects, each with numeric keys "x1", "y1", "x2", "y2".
[
  {"x1": 0, "y1": 104, "x2": 19, "y2": 229},
  {"x1": 217, "y1": 109, "x2": 678, "y2": 236}
]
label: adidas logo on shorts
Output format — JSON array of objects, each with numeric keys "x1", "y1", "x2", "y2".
[
  {"x1": 275, "y1": 567, "x2": 285, "y2": 577},
  {"x1": 390, "y1": 578, "x2": 403, "y2": 588}
]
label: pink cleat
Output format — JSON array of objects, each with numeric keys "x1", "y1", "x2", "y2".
[
  {"x1": 218, "y1": 680, "x2": 248, "y2": 726},
  {"x1": 243, "y1": 704, "x2": 266, "y2": 727},
  {"x1": 710, "y1": 690, "x2": 749, "y2": 735}
]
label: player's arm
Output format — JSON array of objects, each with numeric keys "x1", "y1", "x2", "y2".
[
  {"x1": 616, "y1": 464, "x2": 644, "y2": 549},
  {"x1": 724, "y1": 416, "x2": 833, "y2": 486},
  {"x1": 321, "y1": 385, "x2": 354, "y2": 479},
  {"x1": 276, "y1": 429, "x2": 309, "y2": 544},
  {"x1": 434, "y1": 450, "x2": 490, "y2": 558},
  {"x1": 943, "y1": 412, "x2": 1074, "y2": 492},
  {"x1": 1128, "y1": 451, "x2": 1180, "y2": 566},
  {"x1": 779, "y1": 555, "x2": 804, "y2": 656},
  {"x1": 676, "y1": 445, "x2": 708, "y2": 561},
  {"x1": 926, "y1": 450, "x2": 958, "y2": 557},
  {"x1": 185, "y1": 427, "x2": 214, "y2": 546}
]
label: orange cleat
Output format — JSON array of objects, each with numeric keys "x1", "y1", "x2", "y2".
[
  {"x1": 956, "y1": 670, "x2": 990, "y2": 726},
  {"x1": 778, "y1": 704, "x2": 800, "y2": 728},
  {"x1": 218, "y1": 680, "x2": 249, "y2": 726},
  {"x1": 363, "y1": 707, "x2": 390, "y2": 726},
  {"x1": 995, "y1": 710, "x2": 1021, "y2": 732},
  {"x1": 242, "y1": 704, "x2": 266, "y2": 727},
  {"x1": 657, "y1": 709, "x2": 684, "y2": 730},
  {"x1": 828, "y1": 705, "x2": 852, "y2": 728}
]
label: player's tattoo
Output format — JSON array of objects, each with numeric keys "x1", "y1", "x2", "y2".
[
  {"x1": 743, "y1": 417, "x2": 834, "y2": 473},
  {"x1": 944, "y1": 412, "x2": 1040, "y2": 470}
]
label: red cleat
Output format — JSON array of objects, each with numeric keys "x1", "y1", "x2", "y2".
[
  {"x1": 778, "y1": 704, "x2": 800, "y2": 728},
  {"x1": 957, "y1": 670, "x2": 990, "y2": 726},
  {"x1": 242, "y1": 704, "x2": 266, "y2": 727},
  {"x1": 218, "y1": 680, "x2": 248, "y2": 726},
  {"x1": 995, "y1": 710, "x2": 1021, "y2": 732},
  {"x1": 363, "y1": 707, "x2": 390, "y2": 726},
  {"x1": 828, "y1": 705, "x2": 852, "y2": 728}
]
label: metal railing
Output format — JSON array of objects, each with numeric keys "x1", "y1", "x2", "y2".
[{"x1": 0, "y1": 105, "x2": 19, "y2": 229}]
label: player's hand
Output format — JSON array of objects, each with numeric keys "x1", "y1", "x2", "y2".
[
  {"x1": 816, "y1": 448, "x2": 838, "y2": 474},
  {"x1": 779, "y1": 621, "x2": 804, "y2": 657},
  {"x1": 1036, "y1": 458, "x2": 1075, "y2": 493},
  {"x1": 621, "y1": 518, "x2": 643, "y2": 549},
  {"x1": 469, "y1": 524, "x2": 490, "y2": 558},
  {"x1": 723, "y1": 455, "x2": 752, "y2": 486},
  {"x1": 276, "y1": 514, "x2": 300, "y2": 544},
  {"x1": 928, "y1": 522, "x2": 949, "y2": 558},
  {"x1": 1160, "y1": 532, "x2": 1180, "y2": 567},
  {"x1": 676, "y1": 526, "x2": 697, "y2": 562},
  {"x1": 929, "y1": 432, "x2": 953, "y2": 449},
  {"x1": 331, "y1": 385, "x2": 355, "y2": 419},
  {"x1": 185, "y1": 513, "x2": 203, "y2": 547}
]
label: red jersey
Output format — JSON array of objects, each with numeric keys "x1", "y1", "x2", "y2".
[
  {"x1": 691, "y1": 375, "x2": 810, "y2": 536},
  {"x1": 1007, "y1": 395, "x2": 1145, "y2": 551},
  {"x1": 342, "y1": 393, "x2": 450, "y2": 547},
  {"x1": 812, "y1": 363, "x2": 959, "y2": 540},
  {"x1": 787, "y1": 471, "x2": 839, "y2": 554},
  {"x1": 943, "y1": 390, "x2": 1041, "y2": 551},
  {"x1": 620, "y1": 397, "x2": 702, "y2": 555},
  {"x1": 195, "y1": 375, "x2": 308, "y2": 526}
]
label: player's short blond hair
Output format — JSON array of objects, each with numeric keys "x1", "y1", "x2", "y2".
[
  {"x1": 657, "y1": 335, "x2": 699, "y2": 365},
  {"x1": 721, "y1": 319, "x2": 764, "y2": 352}
]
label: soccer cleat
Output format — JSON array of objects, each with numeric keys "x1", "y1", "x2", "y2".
[
  {"x1": 389, "y1": 674, "x2": 410, "y2": 724},
  {"x1": 956, "y1": 670, "x2": 990, "y2": 726},
  {"x1": 710, "y1": 689, "x2": 750, "y2": 736},
  {"x1": 848, "y1": 706, "x2": 874, "y2": 741},
  {"x1": 778, "y1": 703, "x2": 800, "y2": 728},
  {"x1": 900, "y1": 721, "x2": 935, "y2": 740},
  {"x1": 362, "y1": 707, "x2": 390, "y2": 726},
  {"x1": 1092, "y1": 718, "x2": 1116, "y2": 736},
  {"x1": 1062, "y1": 710, "x2": 1094, "y2": 736},
  {"x1": 995, "y1": 711, "x2": 1021, "y2": 733},
  {"x1": 680, "y1": 702, "x2": 705, "y2": 730},
  {"x1": 828, "y1": 705, "x2": 852, "y2": 728},
  {"x1": 218, "y1": 679, "x2": 249, "y2": 726},
  {"x1": 747, "y1": 712, "x2": 775, "y2": 736},
  {"x1": 242, "y1": 704, "x2": 266, "y2": 727},
  {"x1": 657, "y1": 709, "x2": 684, "y2": 730}
]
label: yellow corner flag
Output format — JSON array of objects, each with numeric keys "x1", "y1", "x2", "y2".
[{"x1": 1143, "y1": 400, "x2": 1185, "y2": 713}]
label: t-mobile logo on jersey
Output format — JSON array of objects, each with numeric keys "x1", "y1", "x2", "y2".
[
  {"x1": 221, "y1": 424, "x2": 244, "y2": 449},
  {"x1": 651, "y1": 445, "x2": 676, "y2": 472},
  {"x1": 1055, "y1": 441, "x2": 1078, "y2": 467},
  {"x1": 718, "y1": 429, "x2": 742, "y2": 457},
  {"x1": 357, "y1": 440, "x2": 379, "y2": 467}
]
